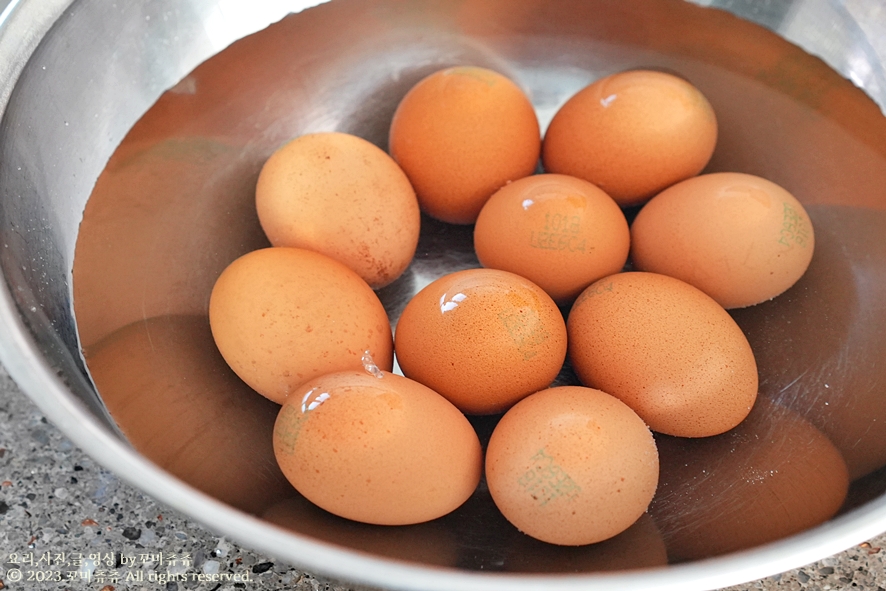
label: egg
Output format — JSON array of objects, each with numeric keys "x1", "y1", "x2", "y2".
[
  {"x1": 649, "y1": 398, "x2": 849, "y2": 561},
  {"x1": 567, "y1": 272, "x2": 758, "y2": 437},
  {"x1": 272, "y1": 368, "x2": 482, "y2": 525},
  {"x1": 209, "y1": 247, "x2": 393, "y2": 404},
  {"x1": 255, "y1": 132, "x2": 420, "y2": 289},
  {"x1": 630, "y1": 172, "x2": 815, "y2": 309},
  {"x1": 474, "y1": 173, "x2": 630, "y2": 304},
  {"x1": 394, "y1": 268, "x2": 567, "y2": 415},
  {"x1": 389, "y1": 66, "x2": 541, "y2": 224},
  {"x1": 542, "y1": 69, "x2": 717, "y2": 207},
  {"x1": 485, "y1": 386, "x2": 659, "y2": 546}
]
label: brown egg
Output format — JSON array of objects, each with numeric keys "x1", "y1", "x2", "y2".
[
  {"x1": 542, "y1": 69, "x2": 717, "y2": 207},
  {"x1": 630, "y1": 172, "x2": 815, "y2": 309},
  {"x1": 272, "y1": 369, "x2": 482, "y2": 525},
  {"x1": 255, "y1": 132, "x2": 420, "y2": 289},
  {"x1": 394, "y1": 268, "x2": 567, "y2": 415},
  {"x1": 649, "y1": 398, "x2": 849, "y2": 562},
  {"x1": 567, "y1": 272, "x2": 758, "y2": 437},
  {"x1": 474, "y1": 173, "x2": 630, "y2": 304},
  {"x1": 485, "y1": 386, "x2": 659, "y2": 546},
  {"x1": 388, "y1": 66, "x2": 541, "y2": 224},
  {"x1": 208, "y1": 247, "x2": 393, "y2": 404}
]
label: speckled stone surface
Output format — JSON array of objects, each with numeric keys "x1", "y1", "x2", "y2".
[
  {"x1": 1, "y1": 362, "x2": 885, "y2": 591},
  {"x1": 0, "y1": 364, "x2": 357, "y2": 591}
]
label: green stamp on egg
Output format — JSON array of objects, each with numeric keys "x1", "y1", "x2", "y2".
[{"x1": 517, "y1": 448, "x2": 581, "y2": 506}]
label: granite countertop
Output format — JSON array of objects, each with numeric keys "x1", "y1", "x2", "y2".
[{"x1": 0, "y1": 363, "x2": 884, "y2": 591}]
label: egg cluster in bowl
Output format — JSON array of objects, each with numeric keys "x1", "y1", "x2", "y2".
[{"x1": 204, "y1": 65, "x2": 820, "y2": 547}]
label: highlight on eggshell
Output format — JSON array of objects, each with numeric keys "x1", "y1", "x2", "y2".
[
  {"x1": 394, "y1": 268, "x2": 567, "y2": 415},
  {"x1": 389, "y1": 65, "x2": 541, "y2": 224},
  {"x1": 474, "y1": 173, "x2": 630, "y2": 304},
  {"x1": 542, "y1": 69, "x2": 718, "y2": 207},
  {"x1": 272, "y1": 363, "x2": 482, "y2": 526},
  {"x1": 208, "y1": 247, "x2": 393, "y2": 405}
]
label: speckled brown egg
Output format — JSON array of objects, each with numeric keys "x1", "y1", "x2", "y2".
[
  {"x1": 209, "y1": 247, "x2": 393, "y2": 404},
  {"x1": 567, "y1": 272, "x2": 758, "y2": 437},
  {"x1": 630, "y1": 172, "x2": 815, "y2": 309},
  {"x1": 389, "y1": 66, "x2": 541, "y2": 224},
  {"x1": 273, "y1": 368, "x2": 482, "y2": 525},
  {"x1": 394, "y1": 268, "x2": 567, "y2": 415},
  {"x1": 486, "y1": 386, "x2": 659, "y2": 546},
  {"x1": 474, "y1": 173, "x2": 630, "y2": 304},
  {"x1": 542, "y1": 70, "x2": 717, "y2": 207},
  {"x1": 255, "y1": 132, "x2": 420, "y2": 289}
]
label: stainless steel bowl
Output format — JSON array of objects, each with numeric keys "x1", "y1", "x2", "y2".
[{"x1": 2, "y1": 0, "x2": 886, "y2": 589}]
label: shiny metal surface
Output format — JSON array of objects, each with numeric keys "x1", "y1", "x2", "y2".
[{"x1": 2, "y1": 0, "x2": 886, "y2": 590}]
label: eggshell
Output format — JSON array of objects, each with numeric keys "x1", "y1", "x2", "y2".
[
  {"x1": 649, "y1": 398, "x2": 849, "y2": 561},
  {"x1": 567, "y1": 272, "x2": 758, "y2": 437},
  {"x1": 485, "y1": 386, "x2": 659, "y2": 546},
  {"x1": 630, "y1": 172, "x2": 815, "y2": 309},
  {"x1": 394, "y1": 268, "x2": 567, "y2": 415},
  {"x1": 542, "y1": 69, "x2": 717, "y2": 207},
  {"x1": 272, "y1": 369, "x2": 482, "y2": 525},
  {"x1": 474, "y1": 173, "x2": 630, "y2": 304},
  {"x1": 255, "y1": 132, "x2": 420, "y2": 289},
  {"x1": 209, "y1": 247, "x2": 393, "y2": 404},
  {"x1": 389, "y1": 66, "x2": 541, "y2": 224}
]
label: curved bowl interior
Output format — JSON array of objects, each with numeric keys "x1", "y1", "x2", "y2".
[{"x1": 2, "y1": 0, "x2": 886, "y2": 589}]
